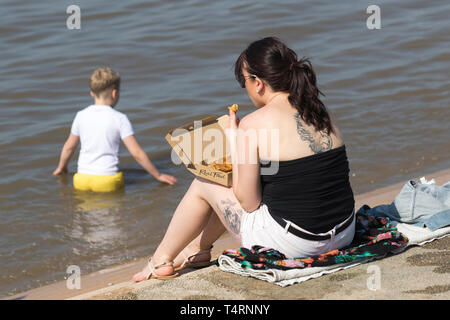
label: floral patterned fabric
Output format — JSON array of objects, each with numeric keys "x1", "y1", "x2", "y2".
[{"x1": 221, "y1": 214, "x2": 409, "y2": 270}]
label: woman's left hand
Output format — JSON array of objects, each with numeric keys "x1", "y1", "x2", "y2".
[
  {"x1": 227, "y1": 108, "x2": 240, "y2": 130},
  {"x1": 225, "y1": 108, "x2": 240, "y2": 147}
]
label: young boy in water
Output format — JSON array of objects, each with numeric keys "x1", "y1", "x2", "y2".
[{"x1": 53, "y1": 67, "x2": 177, "y2": 191}]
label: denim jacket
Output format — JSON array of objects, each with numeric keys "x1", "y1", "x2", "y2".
[{"x1": 357, "y1": 178, "x2": 450, "y2": 231}]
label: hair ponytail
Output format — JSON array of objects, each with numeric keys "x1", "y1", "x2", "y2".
[
  {"x1": 289, "y1": 58, "x2": 333, "y2": 135},
  {"x1": 235, "y1": 37, "x2": 334, "y2": 135}
]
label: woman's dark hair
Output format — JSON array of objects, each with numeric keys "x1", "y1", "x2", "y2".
[{"x1": 234, "y1": 37, "x2": 333, "y2": 135}]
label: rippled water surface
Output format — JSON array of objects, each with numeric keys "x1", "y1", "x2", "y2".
[{"x1": 0, "y1": 0, "x2": 449, "y2": 297}]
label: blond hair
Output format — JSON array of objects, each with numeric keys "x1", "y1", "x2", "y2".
[{"x1": 89, "y1": 67, "x2": 120, "y2": 97}]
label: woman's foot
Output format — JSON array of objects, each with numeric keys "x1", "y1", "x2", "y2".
[
  {"x1": 173, "y1": 245, "x2": 213, "y2": 271},
  {"x1": 132, "y1": 258, "x2": 178, "y2": 282}
]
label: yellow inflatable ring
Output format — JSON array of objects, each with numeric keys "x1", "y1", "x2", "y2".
[{"x1": 73, "y1": 172, "x2": 124, "y2": 193}]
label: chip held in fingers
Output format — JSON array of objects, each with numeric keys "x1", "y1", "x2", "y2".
[{"x1": 228, "y1": 104, "x2": 238, "y2": 113}]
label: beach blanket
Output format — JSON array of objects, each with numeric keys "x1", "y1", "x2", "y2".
[{"x1": 217, "y1": 213, "x2": 450, "y2": 287}]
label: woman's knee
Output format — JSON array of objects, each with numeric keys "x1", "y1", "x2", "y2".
[
  {"x1": 189, "y1": 177, "x2": 208, "y2": 195},
  {"x1": 188, "y1": 177, "x2": 215, "y2": 201},
  {"x1": 192, "y1": 177, "x2": 228, "y2": 195},
  {"x1": 188, "y1": 177, "x2": 206, "y2": 191}
]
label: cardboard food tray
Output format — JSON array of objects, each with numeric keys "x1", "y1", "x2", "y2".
[{"x1": 165, "y1": 114, "x2": 232, "y2": 187}]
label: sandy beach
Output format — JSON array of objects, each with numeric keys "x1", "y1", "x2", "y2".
[{"x1": 5, "y1": 168, "x2": 449, "y2": 300}]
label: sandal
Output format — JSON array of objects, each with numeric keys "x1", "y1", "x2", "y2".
[
  {"x1": 133, "y1": 258, "x2": 179, "y2": 282},
  {"x1": 174, "y1": 246, "x2": 213, "y2": 272}
]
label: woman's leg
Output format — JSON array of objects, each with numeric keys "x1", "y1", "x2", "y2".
[
  {"x1": 133, "y1": 177, "x2": 245, "y2": 281},
  {"x1": 195, "y1": 210, "x2": 227, "y2": 250},
  {"x1": 172, "y1": 211, "x2": 226, "y2": 268}
]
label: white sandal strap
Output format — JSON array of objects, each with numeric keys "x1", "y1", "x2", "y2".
[
  {"x1": 153, "y1": 261, "x2": 174, "y2": 268},
  {"x1": 147, "y1": 259, "x2": 174, "y2": 279},
  {"x1": 178, "y1": 246, "x2": 213, "y2": 270}
]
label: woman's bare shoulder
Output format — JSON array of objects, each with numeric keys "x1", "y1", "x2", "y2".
[
  {"x1": 239, "y1": 106, "x2": 277, "y2": 130},
  {"x1": 238, "y1": 108, "x2": 266, "y2": 129}
]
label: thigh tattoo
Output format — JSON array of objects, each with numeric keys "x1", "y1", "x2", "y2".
[{"x1": 216, "y1": 199, "x2": 243, "y2": 236}]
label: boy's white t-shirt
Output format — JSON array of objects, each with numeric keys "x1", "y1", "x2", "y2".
[{"x1": 71, "y1": 105, "x2": 134, "y2": 175}]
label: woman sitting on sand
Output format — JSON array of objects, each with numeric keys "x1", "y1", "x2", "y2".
[{"x1": 133, "y1": 37, "x2": 355, "y2": 281}]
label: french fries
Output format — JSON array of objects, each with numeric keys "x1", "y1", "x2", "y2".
[
  {"x1": 228, "y1": 104, "x2": 238, "y2": 113},
  {"x1": 209, "y1": 157, "x2": 232, "y2": 172},
  {"x1": 210, "y1": 162, "x2": 232, "y2": 172},
  {"x1": 202, "y1": 105, "x2": 237, "y2": 173}
]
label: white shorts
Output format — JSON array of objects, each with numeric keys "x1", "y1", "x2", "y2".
[{"x1": 240, "y1": 203, "x2": 355, "y2": 258}]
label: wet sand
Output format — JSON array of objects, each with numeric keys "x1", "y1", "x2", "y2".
[{"x1": 5, "y1": 168, "x2": 449, "y2": 300}]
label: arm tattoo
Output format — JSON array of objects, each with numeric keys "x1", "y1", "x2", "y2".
[
  {"x1": 294, "y1": 113, "x2": 332, "y2": 154},
  {"x1": 216, "y1": 199, "x2": 242, "y2": 236}
]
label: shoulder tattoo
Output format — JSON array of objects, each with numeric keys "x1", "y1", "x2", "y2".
[{"x1": 294, "y1": 113, "x2": 332, "y2": 154}]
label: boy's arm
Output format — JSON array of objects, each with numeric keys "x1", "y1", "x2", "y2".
[
  {"x1": 122, "y1": 135, "x2": 177, "y2": 185},
  {"x1": 53, "y1": 133, "x2": 80, "y2": 175}
]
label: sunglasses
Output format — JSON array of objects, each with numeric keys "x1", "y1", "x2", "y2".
[{"x1": 240, "y1": 74, "x2": 257, "y2": 88}]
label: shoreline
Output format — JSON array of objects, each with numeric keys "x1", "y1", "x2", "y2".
[{"x1": 4, "y1": 167, "x2": 450, "y2": 300}]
